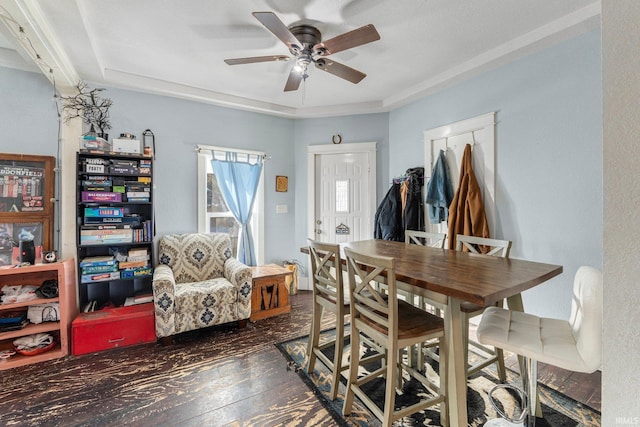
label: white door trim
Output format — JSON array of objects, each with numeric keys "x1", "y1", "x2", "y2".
[
  {"x1": 423, "y1": 112, "x2": 496, "y2": 234},
  {"x1": 307, "y1": 142, "x2": 377, "y2": 241}
]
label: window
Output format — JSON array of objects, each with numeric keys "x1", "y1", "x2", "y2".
[{"x1": 197, "y1": 147, "x2": 264, "y2": 263}]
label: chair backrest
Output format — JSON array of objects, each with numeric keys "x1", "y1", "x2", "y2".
[
  {"x1": 405, "y1": 230, "x2": 446, "y2": 248},
  {"x1": 158, "y1": 233, "x2": 231, "y2": 283},
  {"x1": 569, "y1": 266, "x2": 603, "y2": 372},
  {"x1": 308, "y1": 239, "x2": 346, "y2": 306},
  {"x1": 344, "y1": 247, "x2": 397, "y2": 344},
  {"x1": 455, "y1": 234, "x2": 512, "y2": 257}
]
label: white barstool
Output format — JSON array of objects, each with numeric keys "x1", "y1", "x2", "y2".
[{"x1": 477, "y1": 266, "x2": 602, "y2": 427}]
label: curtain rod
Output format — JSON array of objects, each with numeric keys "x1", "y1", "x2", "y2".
[{"x1": 196, "y1": 144, "x2": 269, "y2": 159}]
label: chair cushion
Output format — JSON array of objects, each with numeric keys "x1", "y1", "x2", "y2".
[
  {"x1": 158, "y1": 233, "x2": 231, "y2": 283},
  {"x1": 174, "y1": 278, "x2": 238, "y2": 331},
  {"x1": 477, "y1": 306, "x2": 595, "y2": 373}
]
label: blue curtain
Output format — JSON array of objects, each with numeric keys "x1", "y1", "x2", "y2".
[{"x1": 211, "y1": 152, "x2": 263, "y2": 266}]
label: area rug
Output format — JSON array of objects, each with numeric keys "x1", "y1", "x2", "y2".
[{"x1": 275, "y1": 328, "x2": 601, "y2": 427}]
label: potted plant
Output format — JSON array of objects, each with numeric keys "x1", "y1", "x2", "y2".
[{"x1": 60, "y1": 81, "x2": 112, "y2": 140}]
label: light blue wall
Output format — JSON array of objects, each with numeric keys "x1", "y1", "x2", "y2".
[
  {"x1": 0, "y1": 67, "x2": 59, "y2": 156},
  {"x1": 389, "y1": 29, "x2": 603, "y2": 319}
]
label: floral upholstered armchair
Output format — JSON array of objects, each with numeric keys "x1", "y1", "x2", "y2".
[{"x1": 152, "y1": 233, "x2": 253, "y2": 340}]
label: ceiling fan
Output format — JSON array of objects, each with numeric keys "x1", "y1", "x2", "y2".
[{"x1": 224, "y1": 12, "x2": 380, "y2": 92}]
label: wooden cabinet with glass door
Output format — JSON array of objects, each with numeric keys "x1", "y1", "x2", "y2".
[{"x1": 0, "y1": 153, "x2": 55, "y2": 266}]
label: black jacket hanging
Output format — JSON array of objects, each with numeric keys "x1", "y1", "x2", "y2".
[
  {"x1": 403, "y1": 167, "x2": 424, "y2": 233},
  {"x1": 374, "y1": 183, "x2": 404, "y2": 241}
]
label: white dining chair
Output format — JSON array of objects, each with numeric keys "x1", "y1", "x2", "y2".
[
  {"x1": 455, "y1": 234, "x2": 512, "y2": 381},
  {"x1": 405, "y1": 230, "x2": 447, "y2": 248},
  {"x1": 404, "y1": 230, "x2": 447, "y2": 368},
  {"x1": 477, "y1": 266, "x2": 602, "y2": 427},
  {"x1": 342, "y1": 247, "x2": 448, "y2": 427},
  {"x1": 306, "y1": 239, "x2": 350, "y2": 400}
]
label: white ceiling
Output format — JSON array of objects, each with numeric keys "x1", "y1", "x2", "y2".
[{"x1": 0, "y1": 0, "x2": 600, "y2": 118}]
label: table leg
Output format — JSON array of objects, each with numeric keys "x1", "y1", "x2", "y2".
[{"x1": 445, "y1": 297, "x2": 466, "y2": 427}]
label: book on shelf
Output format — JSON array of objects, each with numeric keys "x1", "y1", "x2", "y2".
[
  {"x1": 82, "y1": 179, "x2": 112, "y2": 187},
  {"x1": 81, "y1": 191, "x2": 122, "y2": 202},
  {"x1": 111, "y1": 159, "x2": 138, "y2": 168},
  {"x1": 118, "y1": 260, "x2": 148, "y2": 270},
  {"x1": 121, "y1": 266, "x2": 153, "y2": 278},
  {"x1": 109, "y1": 166, "x2": 139, "y2": 175},
  {"x1": 80, "y1": 237, "x2": 133, "y2": 245},
  {"x1": 128, "y1": 247, "x2": 149, "y2": 258},
  {"x1": 79, "y1": 255, "x2": 116, "y2": 267},
  {"x1": 81, "y1": 271, "x2": 121, "y2": 284},
  {"x1": 81, "y1": 224, "x2": 132, "y2": 230},
  {"x1": 81, "y1": 264, "x2": 119, "y2": 275},
  {"x1": 80, "y1": 228, "x2": 133, "y2": 236},
  {"x1": 84, "y1": 207, "x2": 124, "y2": 217},
  {"x1": 84, "y1": 215, "x2": 141, "y2": 225},
  {"x1": 126, "y1": 191, "x2": 150, "y2": 198}
]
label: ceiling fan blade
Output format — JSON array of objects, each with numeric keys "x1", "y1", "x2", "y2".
[
  {"x1": 224, "y1": 55, "x2": 290, "y2": 65},
  {"x1": 314, "y1": 24, "x2": 380, "y2": 56},
  {"x1": 253, "y1": 12, "x2": 302, "y2": 52},
  {"x1": 315, "y1": 59, "x2": 366, "y2": 84},
  {"x1": 284, "y1": 68, "x2": 303, "y2": 92}
]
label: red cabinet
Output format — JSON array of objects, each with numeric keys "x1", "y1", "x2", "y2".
[{"x1": 72, "y1": 303, "x2": 155, "y2": 355}]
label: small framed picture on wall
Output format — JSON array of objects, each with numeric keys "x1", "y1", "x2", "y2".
[{"x1": 276, "y1": 175, "x2": 288, "y2": 192}]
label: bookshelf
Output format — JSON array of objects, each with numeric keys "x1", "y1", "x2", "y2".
[
  {"x1": 75, "y1": 151, "x2": 154, "y2": 312},
  {"x1": 0, "y1": 259, "x2": 77, "y2": 369}
]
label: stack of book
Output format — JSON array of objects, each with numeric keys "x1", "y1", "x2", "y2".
[
  {"x1": 139, "y1": 159, "x2": 152, "y2": 175},
  {"x1": 81, "y1": 206, "x2": 134, "y2": 245},
  {"x1": 82, "y1": 175, "x2": 112, "y2": 192},
  {"x1": 79, "y1": 256, "x2": 120, "y2": 283},
  {"x1": 124, "y1": 179, "x2": 151, "y2": 202},
  {"x1": 130, "y1": 220, "x2": 152, "y2": 243},
  {"x1": 109, "y1": 158, "x2": 139, "y2": 175},
  {"x1": 119, "y1": 247, "x2": 152, "y2": 278}
]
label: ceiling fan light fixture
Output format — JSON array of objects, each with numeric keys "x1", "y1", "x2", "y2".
[{"x1": 225, "y1": 12, "x2": 380, "y2": 92}]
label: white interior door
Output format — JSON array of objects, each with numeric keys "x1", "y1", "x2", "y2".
[
  {"x1": 307, "y1": 142, "x2": 377, "y2": 244},
  {"x1": 315, "y1": 152, "x2": 370, "y2": 243}
]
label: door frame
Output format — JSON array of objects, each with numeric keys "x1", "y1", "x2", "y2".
[{"x1": 306, "y1": 142, "x2": 377, "y2": 241}]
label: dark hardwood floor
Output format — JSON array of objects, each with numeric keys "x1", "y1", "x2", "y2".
[{"x1": 0, "y1": 291, "x2": 600, "y2": 426}]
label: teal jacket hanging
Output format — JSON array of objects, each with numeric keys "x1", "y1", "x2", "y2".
[{"x1": 426, "y1": 149, "x2": 453, "y2": 224}]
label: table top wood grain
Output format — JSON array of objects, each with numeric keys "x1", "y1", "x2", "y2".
[{"x1": 342, "y1": 239, "x2": 562, "y2": 306}]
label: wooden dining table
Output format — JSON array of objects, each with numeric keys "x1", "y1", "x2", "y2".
[{"x1": 335, "y1": 239, "x2": 563, "y2": 427}]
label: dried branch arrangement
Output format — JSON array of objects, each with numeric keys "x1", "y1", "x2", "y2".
[{"x1": 60, "y1": 82, "x2": 112, "y2": 137}]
